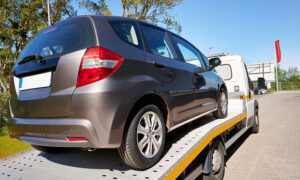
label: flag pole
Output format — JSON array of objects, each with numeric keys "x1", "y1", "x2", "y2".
[
  {"x1": 275, "y1": 57, "x2": 278, "y2": 91},
  {"x1": 274, "y1": 42, "x2": 279, "y2": 91}
]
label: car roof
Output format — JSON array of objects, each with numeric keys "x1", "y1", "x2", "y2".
[{"x1": 57, "y1": 15, "x2": 174, "y2": 34}]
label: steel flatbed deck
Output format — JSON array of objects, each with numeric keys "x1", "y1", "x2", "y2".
[{"x1": 0, "y1": 106, "x2": 246, "y2": 180}]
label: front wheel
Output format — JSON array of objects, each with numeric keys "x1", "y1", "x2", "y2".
[
  {"x1": 118, "y1": 104, "x2": 166, "y2": 170},
  {"x1": 203, "y1": 140, "x2": 225, "y2": 180},
  {"x1": 250, "y1": 112, "x2": 259, "y2": 133},
  {"x1": 213, "y1": 90, "x2": 228, "y2": 119}
]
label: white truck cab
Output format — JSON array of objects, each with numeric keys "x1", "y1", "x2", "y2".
[{"x1": 213, "y1": 54, "x2": 259, "y2": 130}]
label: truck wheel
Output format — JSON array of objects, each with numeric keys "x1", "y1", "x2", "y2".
[
  {"x1": 203, "y1": 140, "x2": 225, "y2": 180},
  {"x1": 213, "y1": 90, "x2": 228, "y2": 119},
  {"x1": 32, "y1": 145, "x2": 62, "y2": 153},
  {"x1": 250, "y1": 112, "x2": 259, "y2": 134},
  {"x1": 118, "y1": 104, "x2": 166, "y2": 170}
]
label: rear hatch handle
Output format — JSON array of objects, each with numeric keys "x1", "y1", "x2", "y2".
[{"x1": 18, "y1": 54, "x2": 46, "y2": 65}]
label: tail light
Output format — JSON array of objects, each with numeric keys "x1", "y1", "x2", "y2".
[
  {"x1": 9, "y1": 75, "x2": 12, "y2": 95},
  {"x1": 76, "y1": 47, "x2": 123, "y2": 87}
]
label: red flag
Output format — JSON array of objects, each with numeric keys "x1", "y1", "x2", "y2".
[{"x1": 275, "y1": 40, "x2": 281, "y2": 63}]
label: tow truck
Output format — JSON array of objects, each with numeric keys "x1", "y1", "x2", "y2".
[{"x1": 0, "y1": 54, "x2": 259, "y2": 180}]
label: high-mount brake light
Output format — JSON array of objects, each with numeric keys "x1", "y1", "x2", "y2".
[{"x1": 76, "y1": 47, "x2": 123, "y2": 87}]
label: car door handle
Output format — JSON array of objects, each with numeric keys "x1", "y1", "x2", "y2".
[{"x1": 153, "y1": 62, "x2": 166, "y2": 69}]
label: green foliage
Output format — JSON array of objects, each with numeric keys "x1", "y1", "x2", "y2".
[
  {"x1": 276, "y1": 66, "x2": 300, "y2": 83},
  {"x1": 272, "y1": 66, "x2": 300, "y2": 91},
  {"x1": 79, "y1": 0, "x2": 111, "y2": 15},
  {"x1": 79, "y1": 0, "x2": 183, "y2": 33},
  {"x1": 0, "y1": 92, "x2": 9, "y2": 135},
  {"x1": 287, "y1": 67, "x2": 300, "y2": 83},
  {"x1": 0, "y1": 126, "x2": 8, "y2": 136},
  {"x1": 277, "y1": 66, "x2": 288, "y2": 82}
]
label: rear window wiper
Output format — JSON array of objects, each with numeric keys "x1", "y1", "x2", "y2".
[{"x1": 18, "y1": 54, "x2": 46, "y2": 65}]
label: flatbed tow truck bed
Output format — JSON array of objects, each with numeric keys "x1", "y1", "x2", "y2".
[{"x1": 0, "y1": 104, "x2": 247, "y2": 180}]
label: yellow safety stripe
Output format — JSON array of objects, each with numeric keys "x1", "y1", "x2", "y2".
[
  {"x1": 244, "y1": 94, "x2": 255, "y2": 100},
  {"x1": 164, "y1": 112, "x2": 248, "y2": 180}
]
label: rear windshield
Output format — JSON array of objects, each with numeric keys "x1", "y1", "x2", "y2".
[{"x1": 17, "y1": 17, "x2": 97, "y2": 62}]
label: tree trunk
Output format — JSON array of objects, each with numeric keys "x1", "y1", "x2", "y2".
[{"x1": 0, "y1": 79, "x2": 8, "y2": 93}]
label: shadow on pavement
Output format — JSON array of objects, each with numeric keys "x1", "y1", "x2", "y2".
[{"x1": 225, "y1": 130, "x2": 251, "y2": 162}]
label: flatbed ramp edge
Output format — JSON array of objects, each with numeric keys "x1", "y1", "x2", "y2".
[{"x1": 0, "y1": 110, "x2": 247, "y2": 180}]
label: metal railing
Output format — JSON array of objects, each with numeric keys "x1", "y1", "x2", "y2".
[{"x1": 271, "y1": 82, "x2": 300, "y2": 91}]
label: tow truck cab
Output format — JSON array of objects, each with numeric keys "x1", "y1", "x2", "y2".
[{"x1": 212, "y1": 54, "x2": 258, "y2": 130}]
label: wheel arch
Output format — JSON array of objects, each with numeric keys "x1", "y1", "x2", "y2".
[{"x1": 124, "y1": 92, "x2": 171, "y2": 135}]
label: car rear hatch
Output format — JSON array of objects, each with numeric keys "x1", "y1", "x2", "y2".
[{"x1": 10, "y1": 17, "x2": 97, "y2": 118}]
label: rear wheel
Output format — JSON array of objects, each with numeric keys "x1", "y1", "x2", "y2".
[
  {"x1": 32, "y1": 145, "x2": 62, "y2": 153},
  {"x1": 203, "y1": 140, "x2": 225, "y2": 180},
  {"x1": 118, "y1": 104, "x2": 166, "y2": 169},
  {"x1": 213, "y1": 90, "x2": 228, "y2": 119},
  {"x1": 250, "y1": 111, "x2": 259, "y2": 133}
]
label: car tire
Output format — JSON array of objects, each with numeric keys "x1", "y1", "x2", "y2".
[
  {"x1": 213, "y1": 89, "x2": 228, "y2": 119},
  {"x1": 32, "y1": 145, "x2": 62, "y2": 153},
  {"x1": 118, "y1": 104, "x2": 166, "y2": 170},
  {"x1": 250, "y1": 112, "x2": 259, "y2": 134},
  {"x1": 203, "y1": 140, "x2": 225, "y2": 180}
]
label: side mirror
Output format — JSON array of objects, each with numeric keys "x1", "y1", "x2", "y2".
[{"x1": 209, "y1": 58, "x2": 221, "y2": 69}]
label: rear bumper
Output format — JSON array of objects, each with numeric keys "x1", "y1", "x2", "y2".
[{"x1": 7, "y1": 118, "x2": 99, "y2": 148}]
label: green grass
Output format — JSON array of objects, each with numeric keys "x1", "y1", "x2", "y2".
[{"x1": 0, "y1": 135, "x2": 31, "y2": 159}]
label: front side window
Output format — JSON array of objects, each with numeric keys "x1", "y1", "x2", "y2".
[
  {"x1": 110, "y1": 21, "x2": 142, "y2": 49},
  {"x1": 140, "y1": 25, "x2": 177, "y2": 59},
  {"x1": 171, "y1": 35, "x2": 205, "y2": 68}
]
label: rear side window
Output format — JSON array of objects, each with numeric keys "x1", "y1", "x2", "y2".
[
  {"x1": 215, "y1": 64, "x2": 232, "y2": 81},
  {"x1": 140, "y1": 25, "x2": 178, "y2": 60},
  {"x1": 110, "y1": 21, "x2": 142, "y2": 49},
  {"x1": 17, "y1": 17, "x2": 96, "y2": 62},
  {"x1": 171, "y1": 35, "x2": 205, "y2": 68}
]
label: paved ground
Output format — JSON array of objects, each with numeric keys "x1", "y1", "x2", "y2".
[{"x1": 224, "y1": 91, "x2": 300, "y2": 180}]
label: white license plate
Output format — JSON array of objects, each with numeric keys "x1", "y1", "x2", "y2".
[{"x1": 19, "y1": 72, "x2": 52, "y2": 90}]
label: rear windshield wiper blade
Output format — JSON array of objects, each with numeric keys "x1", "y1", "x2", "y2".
[{"x1": 18, "y1": 54, "x2": 46, "y2": 65}]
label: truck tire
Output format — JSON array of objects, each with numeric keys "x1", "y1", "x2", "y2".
[
  {"x1": 250, "y1": 112, "x2": 259, "y2": 134},
  {"x1": 118, "y1": 104, "x2": 166, "y2": 170},
  {"x1": 213, "y1": 90, "x2": 228, "y2": 119},
  {"x1": 203, "y1": 140, "x2": 225, "y2": 180},
  {"x1": 32, "y1": 145, "x2": 62, "y2": 153}
]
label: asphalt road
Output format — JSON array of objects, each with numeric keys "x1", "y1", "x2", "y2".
[{"x1": 224, "y1": 91, "x2": 300, "y2": 180}]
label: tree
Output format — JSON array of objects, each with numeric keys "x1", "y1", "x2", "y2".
[
  {"x1": 287, "y1": 66, "x2": 300, "y2": 83},
  {"x1": 276, "y1": 66, "x2": 288, "y2": 82},
  {"x1": 80, "y1": 0, "x2": 183, "y2": 33},
  {"x1": 79, "y1": 0, "x2": 112, "y2": 15}
]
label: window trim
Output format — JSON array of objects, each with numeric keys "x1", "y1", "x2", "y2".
[
  {"x1": 109, "y1": 20, "x2": 143, "y2": 50},
  {"x1": 169, "y1": 33, "x2": 206, "y2": 68},
  {"x1": 138, "y1": 22, "x2": 180, "y2": 60}
]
